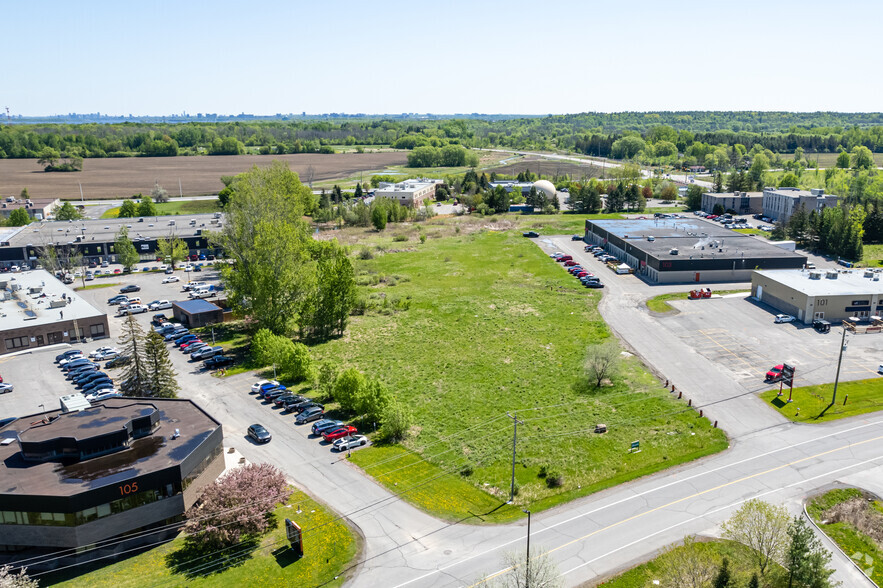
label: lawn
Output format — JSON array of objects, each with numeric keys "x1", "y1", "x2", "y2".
[
  {"x1": 73, "y1": 282, "x2": 120, "y2": 291},
  {"x1": 100, "y1": 199, "x2": 220, "y2": 219},
  {"x1": 733, "y1": 228, "x2": 771, "y2": 237},
  {"x1": 50, "y1": 491, "x2": 358, "y2": 588},
  {"x1": 807, "y1": 488, "x2": 883, "y2": 586},
  {"x1": 759, "y1": 377, "x2": 883, "y2": 422},
  {"x1": 597, "y1": 538, "x2": 787, "y2": 587},
  {"x1": 313, "y1": 229, "x2": 727, "y2": 522},
  {"x1": 646, "y1": 290, "x2": 748, "y2": 314}
]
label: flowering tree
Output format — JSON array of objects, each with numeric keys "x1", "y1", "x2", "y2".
[
  {"x1": 184, "y1": 463, "x2": 291, "y2": 549},
  {"x1": 0, "y1": 565, "x2": 38, "y2": 588}
]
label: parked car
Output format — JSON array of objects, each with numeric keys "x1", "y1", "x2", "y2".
[
  {"x1": 82, "y1": 379, "x2": 115, "y2": 394},
  {"x1": 164, "y1": 328, "x2": 190, "y2": 341},
  {"x1": 251, "y1": 379, "x2": 280, "y2": 394},
  {"x1": 322, "y1": 425, "x2": 358, "y2": 442},
  {"x1": 182, "y1": 281, "x2": 207, "y2": 292},
  {"x1": 765, "y1": 364, "x2": 785, "y2": 382},
  {"x1": 123, "y1": 304, "x2": 148, "y2": 315},
  {"x1": 522, "y1": 231, "x2": 539, "y2": 238},
  {"x1": 295, "y1": 406, "x2": 325, "y2": 424},
  {"x1": 148, "y1": 300, "x2": 172, "y2": 311},
  {"x1": 812, "y1": 319, "x2": 831, "y2": 333},
  {"x1": 107, "y1": 294, "x2": 129, "y2": 305},
  {"x1": 263, "y1": 387, "x2": 289, "y2": 401},
  {"x1": 774, "y1": 314, "x2": 796, "y2": 324},
  {"x1": 332, "y1": 435, "x2": 368, "y2": 452},
  {"x1": 550, "y1": 252, "x2": 564, "y2": 260},
  {"x1": 558, "y1": 255, "x2": 573, "y2": 263},
  {"x1": 174, "y1": 334, "x2": 200, "y2": 346},
  {"x1": 282, "y1": 396, "x2": 309, "y2": 412},
  {"x1": 247, "y1": 424, "x2": 272, "y2": 443},
  {"x1": 179, "y1": 340, "x2": 204, "y2": 352},
  {"x1": 120, "y1": 285, "x2": 141, "y2": 293},
  {"x1": 62, "y1": 358, "x2": 99, "y2": 371},
  {"x1": 56, "y1": 349, "x2": 83, "y2": 362},
  {"x1": 311, "y1": 419, "x2": 345, "y2": 436},
  {"x1": 273, "y1": 394, "x2": 300, "y2": 407},
  {"x1": 291, "y1": 401, "x2": 324, "y2": 415},
  {"x1": 67, "y1": 365, "x2": 99, "y2": 379},
  {"x1": 156, "y1": 323, "x2": 183, "y2": 335},
  {"x1": 584, "y1": 281, "x2": 604, "y2": 288},
  {"x1": 105, "y1": 355, "x2": 131, "y2": 368},
  {"x1": 162, "y1": 275, "x2": 180, "y2": 283},
  {"x1": 203, "y1": 356, "x2": 234, "y2": 370},
  {"x1": 76, "y1": 372, "x2": 110, "y2": 387},
  {"x1": 152, "y1": 314, "x2": 169, "y2": 326},
  {"x1": 0, "y1": 383, "x2": 14, "y2": 394},
  {"x1": 94, "y1": 349, "x2": 121, "y2": 361},
  {"x1": 191, "y1": 346, "x2": 223, "y2": 361},
  {"x1": 571, "y1": 234, "x2": 583, "y2": 241},
  {"x1": 183, "y1": 342, "x2": 209, "y2": 355},
  {"x1": 85, "y1": 390, "x2": 121, "y2": 402}
]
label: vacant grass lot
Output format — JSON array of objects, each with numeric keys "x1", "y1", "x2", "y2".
[
  {"x1": 100, "y1": 199, "x2": 220, "y2": 219},
  {"x1": 316, "y1": 229, "x2": 727, "y2": 522},
  {"x1": 50, "y1": 491, "x2": 357, "y2": 588},
  {"x1": 646, "y1": 290, "x2": 748, "y2": 314},
  {"x1": 599, "y1": 538, "x2": 787, "y2": 587},
  {"x1": 759, "y1": 377, "x2": 883, "y2": 422},
  {"x1": 807, "y1": 488, "x2": 883, "y2": 586}
]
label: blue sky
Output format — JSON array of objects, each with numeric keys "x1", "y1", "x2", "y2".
[{"x1": 5, "y1": 0, "x2": 881, "y2": 116}]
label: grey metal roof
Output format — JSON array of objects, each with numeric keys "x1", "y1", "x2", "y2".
[
  {"x1": 754, "y1": 269, "x2": 883, "y2": 297},
  {"x1": 173, "y1": 299, "x2": 221, "y2": 314}
]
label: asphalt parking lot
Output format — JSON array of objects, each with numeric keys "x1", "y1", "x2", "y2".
[{"x1": 664, "y1": 295, "x2": 883, "y2": 389}]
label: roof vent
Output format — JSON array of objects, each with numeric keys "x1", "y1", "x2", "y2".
[{"x1": 826, "y1": 271, "x2": 838, "y2": 280}]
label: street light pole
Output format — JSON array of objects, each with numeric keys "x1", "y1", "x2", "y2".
[
  {"x1": 523, "y1": 509, "x2": 531, "y2": 588},
  {"x1": 831, "y1": 327, "x2": 848, "y2": 405}
]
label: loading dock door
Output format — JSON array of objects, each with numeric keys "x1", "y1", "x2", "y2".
[
  {"x1": 757, "y1": 285, "x2": 763, "y2": 301},
  {"x1": 695, "y1": 272, "x2": 700, "y2": 282}
]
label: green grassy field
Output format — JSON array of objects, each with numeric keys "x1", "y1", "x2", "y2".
[
  {"x1": 313, "y1": 229, "x2": 727, "y2": 521},
  {"x1": 50, "y1": 491, "x2": 357, "y2": 588},
  {"x1": 759, "y1": 377, "x2": 883, "y2": 423},
  {"x1": 775, "y1": 152, "x2": 883, "y2": 168},
  {"x1": 598, "y1": 538, "x2": 787, "y2": 587},
  {"x1": 100, "y1": 199, "x2": 220, "y2": 219},
  {"x1": 73, "y1": 282, "x2": 120, "y2": 291},
  {"x1": 807, "y1": 488, "x2": 883, "y2": 586}
]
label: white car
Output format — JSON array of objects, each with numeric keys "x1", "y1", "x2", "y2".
[
  {"x1": 123, "y1": 304, "x2": 148, "y2": 315},
  {"x1": 0, "y1": 383, "x2": 13, "y2": 394},
  {"x1": 86, "y1": 390, "x2": 120, "y2": 402},
  {"x1": 332, "y1": 435, "x2": 368, "y2": 452},
  {"x1": 162, "y1": 275, "x2": 180, "y2": 284},
  {"x1": 148, "y1": 300, "x2": 172, "y2": 311},
  {"x1": 774, "y1": 314, "x2": 796, "y2": 324},
  {"x1": 59, "y1": 355, "x2": 85, "y2": 366},
  {"x1": 251, "y1": 379, "x2": 280, "y2": 394},
  {"x1": 95, "y1": 349, "x2": 121, "y2": 361},
  {"x1": 89, "y1": 346, "x2": 116, "y2": 359}
]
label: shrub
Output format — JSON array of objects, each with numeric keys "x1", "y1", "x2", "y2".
[
  {"x1": 392, "y1": 234, "x2": 408, "y2": 242},
  {"x1": 282, "y1": 342, "x2": 313, "y2": 382},
  {"x1": 379, "y1": 399, "x2": 411, "y2": 442},
  {"x1": 419, "y1": 233, "x2": 427, "y2": 244},
  {"x1": 459, "y1": 465, "x2": 474, "y2": 477},
  {"x1": 358, "y1": 247, "x2": 373, "y2": 260},
  {"x1": 545, "y1": 470, "x2": 564, "y2": 488},
  {"x1": 332, "y1": 368, "x2": 366, "y2": 412}
]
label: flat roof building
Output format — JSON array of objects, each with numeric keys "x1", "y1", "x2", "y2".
[
  {"x1": 0, "y1": 197, "x2": 62, "y2": 221},
  {"x1": 701, "y1": 191, "x2": 763, "y2": 215},
  {"x1": 0, "y1": 213, "x2": 223, "y2": 267},
  {"x1": 762, "y1": 187, "x2": 839, "y2": 224},
  {"x1": 752, "y1": 268, "x2": 883, "y2": 324},
  {"x1": 0, "y1": 269, "x2": 109, "y2": 354},
  {"x1": 0, "y1": 397, "x2": 224, "y2": 571},
  {"x1": 584, "y1": 218, "x2": 806, "y2": 283},
  {"x1": 173, "y1": 298, "x2": 224, "y2": 328},
  {"x1": 374, "y1": 179, "x2": 442, "y2": 207}
]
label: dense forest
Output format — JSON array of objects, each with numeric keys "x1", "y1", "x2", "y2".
[{"x1": 3, "y1": 112, "x2": 883, "y2": 162}]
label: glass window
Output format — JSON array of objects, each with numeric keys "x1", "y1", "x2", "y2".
[{"x1": 96, "y1": 504, "x2": 111, "y2": 518}]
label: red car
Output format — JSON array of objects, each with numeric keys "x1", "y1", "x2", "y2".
[
  {"x1": 113, "y1": 269, "x2": 122, "y2": 274},
  {"x1": 563, "y1": 260, "x2": 578, "y2": 267},
  {"x1": 765, "y1": 364, "x2": 784, "y2": 382},
  {"x1": 576, "y1": 271, "x2": 589, "y2": 278},
  {"x1": 189, "y1": 254, "x2": 199, "y2": 261},
  {"x1": 180, "y1": 340, "x2": 203, "y2": 350},
  {"x1": 322, "y1": 425, "x2": 358, "y2": 442},
  {"x1": 557, "y1": 255, "x2": 573, "y2": 263}
]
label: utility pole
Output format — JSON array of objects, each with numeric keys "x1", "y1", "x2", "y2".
[
  {"x1": 831, "y1": 327, "x2": 848, "y2": 406},
  {"x1": 506, "y1": 411, "x2": 523, "y2": 504},
  {"x1": 523, "y1": 509, "x2": 531, "y2": 588}
]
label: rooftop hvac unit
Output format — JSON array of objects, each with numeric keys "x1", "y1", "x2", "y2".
[
  {"x1": 825, "y1": 271, "x2": 838, "y2": 279},
  {"x1": 809, "y1": 271, "x2": 822, "y2": 280}
]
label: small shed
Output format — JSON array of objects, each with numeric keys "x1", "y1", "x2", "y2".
[{"x1": 172, "y1": 299, "x2": 223, "y2": 328}]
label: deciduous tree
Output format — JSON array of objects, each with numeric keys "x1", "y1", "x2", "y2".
[
  {"x1": 138, "y1": 195, "x2": 157, "y2": 217},
  {"x1": 721, "y1": 499, "x2": 790, "y2": 576},
  {"x1": 183, "y1": 463, "x2": 291, "y2": 549},
  {"x1": 380, "y1": 399, "x2": 411, "y2": 442},
  {"x1": 114, "y1": 227, "x2": 141, "y2": 270},
  {"x1": 851, "y1": 145, "x2": 874, "y2": 170},
  {"x1": 8, "y1": 208, "x2": 30, "y2": 226},
  {"x1": 657, "y1": 536, "x2": 717, "y2": 588},
  {"x1": 0, "y1": 565, "x2": 38, "y2": 588},
  {"x1": 584, "y1": 341, "x2": 620, "y2": 389},
  {"x1": 332, "y1": 368, "x2": 366, "y2": 412},
  {"x1": 156, "y1": 235, "x2": 188, "y2": 269},
  {"x1": 54, "y1": 201, "x2": 83, "y2": 221},
  {"x1": 151, "y1": 181, "x2": 170, "y2": 203},
  {"x1": 835, "y1": 150, "x2": 850, "y2": 169},
  {"x1": 118, "y1": 200, "x2": 138, "y2": 218}
]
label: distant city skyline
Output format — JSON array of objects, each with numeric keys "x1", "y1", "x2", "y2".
[{"x1": 5, "y1": 0, "x2": 881, "y2": 117}]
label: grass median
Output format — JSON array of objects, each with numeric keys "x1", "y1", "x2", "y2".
[
  {"x1": 50, "y1": 490, "x2": 357, "y2": 588},
  {"x1": 315, "y1": 228, "x2": 727, "y2": 521},
  {"x1": 646, "y1": 290, "x2": 748, "y2": 314},
  {"x1": 759, "y1": 377, "x2": 883, "y2": 422}
]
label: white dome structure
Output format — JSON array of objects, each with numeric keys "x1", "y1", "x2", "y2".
[{"x1": 533, "y1": 180, "x2": 557, "y2": 199}]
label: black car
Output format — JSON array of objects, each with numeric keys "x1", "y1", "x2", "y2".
[
  {"x1": 62, "y1": 359, "x2": 98, "y2": 372},
  {"x1": 273, "y1": 394, "x2": 300, "y2": 407},
  {"x1": 105, "y1": 355, "x2": 131, "y2": 368},
  {"x1": 813, "y1": 319, "x2": 831, "y2": 333},
  {"x1": 67, "y1": 364, "x2": 99, "y2": 378},
  {"x1": 204, "y1": 356, "x2": 234, "y2": 370},
  {"x1": 522, "y1": 231, "x2": 539, "y2": 238},
  {"x1": 81, "y1": 379, "x2": 114, "y2": 394},
  {"x1": 571, "y1": 234, "x2": 583, "y2": 241},
  {"x1": 55, "y1": 349, "x2": 83, "y2": 363},
  {"x1": 247, "y1": 424, "x2": 271, "y2": 443},
  {"x1": 120, "y1": 285, "x2": 141, "y2": 293},
  {"x1": 262, "y1": 387, "x2": 288, "y2": 401},
  {"x1": 290, "y1": 401, "x2": 324, "y2": 415},
  {"x1": 152, "y1": 314, "x2": 169, "y2": 326},
  {"x1": 584, "y1": 281, "x2": 604, "y2": 288},
  {"x1": 281, "y1": 396, "x2": 309, "y2": 412},
  {"x1": 74, "y1": 371, "x2": 108, "y2": 386}
]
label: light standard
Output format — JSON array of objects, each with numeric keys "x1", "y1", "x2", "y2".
[{"x1": 523, "y1": 509, "x2": 531, "y2": 588}]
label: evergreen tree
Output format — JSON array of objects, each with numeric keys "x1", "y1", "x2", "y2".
[
  {"x1": 626, "y1": 184, "x2": 640, "y2": 211},
  {"x1": 118, "y1": 314, "x2": 150, "y2": 396},
  {"x1": 479, "y1": 173, "x2": 489, "y2": 189},
  {"x1": 713, "y1": 172, "x2": 724, "y2": 193},
  {"x1": 144, "y1": 330, "x2": 180, "y2": 398},
  {"x1": 713, "y1": 557, "x2": 732, "y2": 588},
  {"x1": 748, "y1": 574, "x2": 759, "y2": 588},
  {"x1": 771, "y1": 220, "x2": 787, "y2": 241},
  {"x1": 354, "y1": 183, "x2": 363, "y2": 199},
  {"x1": 786, "y1": 517, "x2": 836, "y2": 588},
  {"x1": 787, "y1": 205, "x2": 809, "y2": 244}
]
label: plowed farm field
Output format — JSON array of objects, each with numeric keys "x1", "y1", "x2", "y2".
[{"x1": 0, "y1": 152, "x2": 408, "y2": 200}]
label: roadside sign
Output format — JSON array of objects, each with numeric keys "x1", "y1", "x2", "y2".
[
  {"x1": 629, "y1": 440, "x2": 641, "y2": 453},
  {"x1": 285, "y1": 518, "x2": 303, "y2": 557}
]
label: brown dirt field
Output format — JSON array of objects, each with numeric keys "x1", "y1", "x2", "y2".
[
  {"x1": 485, "y1": 157, "x2": 605, "y2": 180},
  {"x1": 0, "y1": 152, "x2": 408, "y2": 201}
]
